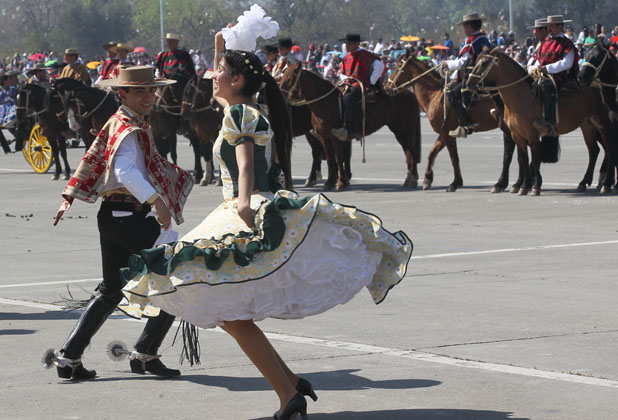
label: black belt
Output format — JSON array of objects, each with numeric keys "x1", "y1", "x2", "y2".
[{"x1": 102, "y1": 194, "x2": 148, "y2": 212}]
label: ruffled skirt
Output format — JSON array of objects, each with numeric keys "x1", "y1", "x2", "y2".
[{"x1": 120, "y1": 191, "x2": 412, "y2": 329}]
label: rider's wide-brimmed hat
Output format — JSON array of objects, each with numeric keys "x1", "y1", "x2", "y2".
[
  {"x1": 64, "y1": 48, "x2": 80, "y2": 55},
  {"x1": 162, "y1": 32, "x2": 182, "y2": 40},
  {"x1": 339, "y1": 34, "x2": 363, "y2": 43},
  {"x1": 6, "y1": 70, "x2": 20, "y2": 77},
  {"x1": 114, "y1": 43, "x2": 132, "y2": 52},
  {"x1": 27, "y1": 63, "x2": 49, "y2": 74},
  {"x1": 264, "y1": 44, "x2": 279, "y2": 54},
  {"x1": 546, "y1": 15, "x2": 572, "y2": 24},
  {"x1": 102, "y1": 41, "x2": 116, "y2": 51},
  {"x1": 456, "y1": 13, "x2": 487, "y2": 26},
  {"x1": 278, "y1": 38, "x2": 293, "y2": 49},
  {"x1": 96, "y1": 65, "x2": 176, "y2": 88},
  {"x1": 527, "y1": 19, "x2": 548, "y2": 29}
]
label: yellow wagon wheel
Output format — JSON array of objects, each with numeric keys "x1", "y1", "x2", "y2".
[{"x1": 25, "y1": 124, "x2": 53, "y2": 173}]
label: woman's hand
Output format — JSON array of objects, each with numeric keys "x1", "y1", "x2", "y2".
[{"x1": 236, "y1": 204, "x2": 255, "y2": 228}]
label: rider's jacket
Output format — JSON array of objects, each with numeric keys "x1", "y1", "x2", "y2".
[
  {"x1": 538, "y1": 34, "x2": 578, "y2": 83},
  {"x1": 459, "y1": 31, "x2": 492, "y2": 58},
  {"x1": 100, "y1": 58, "x2": 119, "y2": 80},
  {"x1": 60, "y1": 62, "x2": 92, "y2": 86},
  {"x1": 271, "y1": 52, "x2": 298, "y2": 79},
  {"x1": 155, "y1": 49, "x2": 196, "y2": 79},
  {"x1": 340, "y1": 49, "x2": 380, "y2": 89}
]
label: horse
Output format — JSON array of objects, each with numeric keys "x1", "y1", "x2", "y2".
[
  {"x1": 181, "y1": 76, "x2": 223, "y2": 186},
  {"x1": 53, "y1": 78, "x2": 119, "y2": 150},
  {"x1": 279, "y1": 63, "x2": 421, "y2": 191},
  {"x1": 384, "y1": 52, "x2": 522, "y2": 193},
  {"x1": 149, "y1": 71, "x2": 203, "y2": 183},
  {"x1": 579, "y1": 41, "x2": 618, "y2": 190},
  {"x1": 15, "y1": 83, "x2": 71, "y2": 179},
  {"x1": 466, "y1": 48, "x2": 617, "y2": 195}
]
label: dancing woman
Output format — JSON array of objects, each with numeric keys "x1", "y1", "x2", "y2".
[{"x1": 119, "y1": 32, "x2": 413, "y2": 419}]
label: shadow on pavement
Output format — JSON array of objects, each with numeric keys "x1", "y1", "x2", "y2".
[
  {"x1": 0, "y1": 311, "x2": 80, "y2": 321},
  {"x1": 0, "y1": 328, "x2": 35, "y2": 335},
  {"x1": 252, "y1": 409, "x2": 530, "y2": 420},
  {"x1": 178, "y1": 369, "x2": 440, "y2": 392}
]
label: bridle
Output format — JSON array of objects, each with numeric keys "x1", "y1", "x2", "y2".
[
  {"x1": 467, "y1": 54, "x2": 531, "y2": 92},
  {"x1": 15, "y1": 86, "x2": 59, "y2": 119},
  {"x1": 181, "y1": 79, "x2": 219, "y2": 114},
  {"x1": 581, "y1": 47, "x2": 618, "y2": 88}
]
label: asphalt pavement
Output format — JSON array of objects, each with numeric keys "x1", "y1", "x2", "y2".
[{"x1": 1, "y1": 119, "x2": 617, "y2": 420}]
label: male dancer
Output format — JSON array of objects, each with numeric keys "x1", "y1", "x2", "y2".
[{"x1": 49, "y1": 66, "x2": 193, "y2": 380}]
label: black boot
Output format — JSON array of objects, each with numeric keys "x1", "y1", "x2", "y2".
[
  {"x1": 57, "y1": 293, "x2": 117, "y2": 380},
  {"x1": 130, "y1": 310, "x2": 180, "y2": 377}
]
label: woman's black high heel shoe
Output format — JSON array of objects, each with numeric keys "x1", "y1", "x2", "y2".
[
  {"x1": 279, "y1": 393, "x2": 308, "y2": 420},
  {"x1": 296, "y1": 377, "x2": 318, "y2": 402},
  {"x1": 273, "y1": 378, "x2": 317, "y2": 419}
]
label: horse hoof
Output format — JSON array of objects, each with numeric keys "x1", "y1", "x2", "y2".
[
  {"x1": 215, "y1": 180, "x2": 223, "y2": 187},
  {"x1": 51, "y1": 174, "x2": 59, "y2": 181},
  {"x1": 531, "y1": 188, "x2": 541, "y2": 196},
  {"x1": 335, "y1": 183, "x2": 348, "y2": 192},
  {"x1": 63, "y1": 173, "x2": 70, "y2": 181},
  {"x1": 446, "y1": 185, "x2": 458, "y2": 192},
  {"x1": 575, "y1": 184, "x2": 586, "y2": 193},
  {"x1": 303, "y1": 179, "x2": 316, "y2": 188},
  {"x1": 510, "y1": 186, "x2": 520, "y2": 194},
  {"x1": 490, "y1": 186, "x2": 504, "y2": 193},
  {"x1": 600, "y1": 185, "x2": 611, "y2": 194},
  {"x1": 422, "y1": 182, "x2": 432, "y2": 190},
  {"x1": 518, "y1": 188, "x2": 529, "y2": 196},
  {"x1": 403, "y1": 180, "x2": 418, "y2": 188},
  {"x1": 322, "y1": 185, "x2": 333, "y2": 192},
  {"x1": 316, "y1": 171, "x2": 323, "y2": 182}
]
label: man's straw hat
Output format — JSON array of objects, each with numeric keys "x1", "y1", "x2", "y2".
[
  {"x1": 546, "y1": 15, "x2": 572, "y2": 24},
  {"x1": 527, "y1": 19, "x2": 548, "y2": 29},
  {"x1": 162, "y1": 33, "x2": 182, "y2": 40},
  {"x1": 101, "y1": 42, "x2": 116, "y2": 51},
  {"x1": 456, "y1": 13, "x2": 487, "y2": 26},
  {"x1": 114, "y1": 43, "x2": 132, "y2": 53},
  {"x1": 64, "y1": 48, "x2": 80, "y2": 55},
  {"x1": 96, "y1": 65, "x2": 176, "y2": 88}
]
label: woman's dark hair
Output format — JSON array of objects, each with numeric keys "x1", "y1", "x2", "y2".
[{"x1": 221, "y1": 49, "x2": 293, "y2": 189}]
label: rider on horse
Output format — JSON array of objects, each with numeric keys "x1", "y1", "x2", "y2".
[
  {"x1": 527, "y1": 15, "x2": 579, "y2": 138},
  {"x1": 443, "y1": 13, "x2": 492, "y2": 138},
  {"x1": 155, "y1": 33, "x2": 196, "y2": 81},
  {"x1": 97, "y1": 42, "x2": 119, "y2": 83},
  {"x1": 27, "y1": 63, "x2": 51, "y2": 89},
  {"x1": 59, "y1": 48, "x2": 92, "y2": 86},
  {"x1": 526, "y1": 19, "x2": 549, "y2": 68},
  {"x1": 331, "y1": 33, "x2": 384, "y2": 142},
  {"x1": 263, "y1": 44, "x2": 279, "y2": 74},
  {"x1": 271, "y1": 37, "x2": 298, "y2": 81}
]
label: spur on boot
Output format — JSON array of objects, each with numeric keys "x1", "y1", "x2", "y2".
[
  {"x1": 55, "y1": 353, "x2": 96, "y2": 380},
  {"x1": 279, "y1": 393, "x2": 308, "y2": 420},
  {"x1": 129, "y1": 352, "x2": 180, "y2": 377}
]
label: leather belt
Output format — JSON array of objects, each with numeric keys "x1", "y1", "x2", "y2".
[{"x1": 103, "y1": 193, "x2": 143, "y2": 211}]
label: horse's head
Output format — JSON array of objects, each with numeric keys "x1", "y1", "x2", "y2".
[
  {"x1": 466, "y1": 48, "x2": 500, "y2": 90},
  {"x1": 384, "y1": 51, "x2": 414, "y2": 94},
  {"x1": 278, "y1": 63, "x2": 302, "y2": 100},
  {"x1": 579, "y1": 41, "x2": 608, "y2": 86},
  {"x1": 181, "y1": 76, "x2": 197, "y2": 120},
  {"x1": 15, "y1": 83, "x2": 46, "y2": 122}
]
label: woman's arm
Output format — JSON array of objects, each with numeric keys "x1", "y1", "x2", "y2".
[
  {"x1": 212, "y1": 30, "x2": 228, "y2": 107},
  {"x1": 235, "y1": 141, "x2": 255, "y2": 228}
]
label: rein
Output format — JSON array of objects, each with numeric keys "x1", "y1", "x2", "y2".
[
  {"x1": 386, "y1": 56, "x2": 438, "y2": 93},
  {"x1": 467, "y1": 55, "x2": 532, "y2": 91},
  {"x1": 181, "y1": 80, "x2": 218, "y2": 114},
  {"x1": 15, "y1": 88, "x2": 50, "y2": 118},
  {"x1": 72, "y1": 90, "x2": 111, "y2": 123},
  {"x1": 155, "y1": 84, "x2": 183, "y2": 116}
]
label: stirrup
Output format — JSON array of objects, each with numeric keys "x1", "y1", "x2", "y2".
[
  {"x1": 330, "y1": 126, "x2": 350, "y2": 142},
  {"x1": 448, "y1": 126, "x2": 469, "y2": 138},
  {"x1": 532, "y1": 119, "x2": 557, "y2": 137}
]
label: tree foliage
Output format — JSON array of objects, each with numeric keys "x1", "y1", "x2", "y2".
[{"x1": 0, "y1": 0, "x2": 617, "y2": 60}]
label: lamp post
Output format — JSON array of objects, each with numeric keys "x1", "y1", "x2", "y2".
[
  {"x1": 509, "y1": 0, "x2": 513, "y2": 33},
  {"x1": 160, "y1": 0, "x2": 165, "y2": 51}
]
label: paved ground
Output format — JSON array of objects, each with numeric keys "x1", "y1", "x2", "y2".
[{"x1": 1, "y1": 119, "x2": 617, "y2": 420}]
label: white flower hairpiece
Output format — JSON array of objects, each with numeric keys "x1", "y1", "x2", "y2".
[{"x1": 222, "y1": 4, "x2": 279, "y2": 52}]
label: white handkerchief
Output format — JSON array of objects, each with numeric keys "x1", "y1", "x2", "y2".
[
  {"x1": 111, "y1": 211, "x2": 133, "y2": 217},
  {"x1": 154, "y1": 227, "x2": 179, "y2": 246}
]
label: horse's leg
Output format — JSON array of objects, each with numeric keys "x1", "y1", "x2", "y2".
[
  {"x1": 170, "y1": 131, "x2": 178, "y2": 165},
  {"x1": 58, "y1": 135, "x2": 71, "y2": 179},
  {"x1": 576, "y1": 122, "x2": 600, "y2": 193},
  {"x1": 597, "y1": 155, "x2": 608, "y2": 191},
  {"x1": 530, "y1": 141, "x2": 543, "y2": 196},
  {"x1": 514, "y1": 140, "x2": 531, "y2": 195},
  {"x1": 343, "y1": 141, "x2": 352, "y2": 181},
  {"x1": 492, "y1": 129, "x2": 515, "y2": 193},
  {"x1": 50, "y1": 136, "x2": 61, "y2": 180},
  {"x1": 589, "y1": 115, "x2": 617, "y2": 194},
  {"x1": 304, "y1": 132, "x2": 322, "y2": 187},
  {"x1": 202, "y1": 140, "x2": 214, "y2": 186},
  {"x1": 423, "y1": 137, "x2": 445, "y2": 190},
  {"x1": 332, "y1": 139, "x2": 350, "y2": 191},
  {"x1": 442, "y1": 136, "x2": 463, "y2": 192},
  {"x1": 320, "y1": 134, "x2": 339, "y2": 192},
  {"x1": 388, "y1": 124, "x2": 417, "y2": 188}
]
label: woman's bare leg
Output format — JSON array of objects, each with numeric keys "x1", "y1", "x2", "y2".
[{"x1": 221, "y1": 320, "x2": 297, "y2": 413}]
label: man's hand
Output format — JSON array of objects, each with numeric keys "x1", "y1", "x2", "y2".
[{"x1": 153, "y1": 197, "x2": 172, "y2": 229}]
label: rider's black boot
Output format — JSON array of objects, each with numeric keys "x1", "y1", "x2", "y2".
[{"x1": 130, "y1": 310, "x2": 180, "y2": 377}]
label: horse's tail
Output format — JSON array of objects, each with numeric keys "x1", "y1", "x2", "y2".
[
  {"x1": 413, "y1": 106, "x2": 422, "y2": 164},
  {"x1": 540, "y1": 136, "x2": 561, "y2": 163}
]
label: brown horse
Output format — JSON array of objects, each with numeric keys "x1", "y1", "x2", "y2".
[
  {"x1": 467, "y1": 49, "x2": 617, "y2": 195},
  {"x1": 181, "y1": 76, "x2": 223, "y2": 186},
  {"x1": 384, "y1": 52, "x2": 521, "y2": 193},
  {"x1": 279, "y1": 64, "x2": 421, "y2": 191}
]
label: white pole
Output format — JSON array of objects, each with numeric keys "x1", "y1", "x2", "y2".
[
  {"x1": 160, "y1": 0, "x2": 165, "y2": 51},
  {"x1": 509, "y1": 0, "x2": 513, "y2": 33}
]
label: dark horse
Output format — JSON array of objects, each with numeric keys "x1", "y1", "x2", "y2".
[
  {"x1": 181, "y1": 76, "x2": 223, "y2": 186},
  {"x1": 150, "y1": 71, "x2": 204, "y2": 183},
  {"x1": 54, "y1": 78, "x2": 119, "y2": 150},
  {"x1": 280, "y1": 64, "x2": 421, "y2": 191},
  {"x1": 15, "y1": 83, "x2": 71, "y2": 179},
  {"x1": 579, "y1": 40, "x2": 618, "y2": 190}
]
